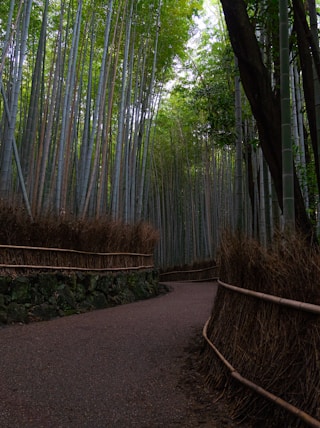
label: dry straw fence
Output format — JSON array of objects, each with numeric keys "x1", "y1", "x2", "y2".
[
  {"x1": 159, "y1": 264, "x2": 218, "y2": 282},
  {"x1": 0, "y1": 210, "x2": 159, "y2": 274},
  {"x1": 0, "y1": 215, "x2": 159, "y2": 324},
  {"x1": 203, "y1": 280, "x2": 320, "y2": 428},
  {"x1": 201, "y1": 234, "x2": 320, "y2": 428},
  {"x1": 0, "y1": 244, "x2": 154, "y2": 275}
]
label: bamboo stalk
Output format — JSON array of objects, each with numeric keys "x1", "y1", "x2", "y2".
[
  {"x1": 203, "y1": 318, "x2": 320, "y2": 428},
  {"x1": 218, "y1": 279, "x2": 320, "y2": 315}
]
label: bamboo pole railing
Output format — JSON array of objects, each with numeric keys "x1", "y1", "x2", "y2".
[
  {"x1": 218, "y1": 279, "x2": 320, "y2": 315},
  {"x1": 0, "y1": 244, "x2": 154, "y2": 272},
  {"x1": 159, "y1": 265, "x2": 218, "y2": 281},
  {"x1": 160, "y1": 265, "x2": 218, "y2": 276},
  {"x1": 0, "y1": 264, "x2": 154, "y2": 271},
  {"x1": 0, "y1": 244, "x2": 152, "y2": 257},
  {"x1": 202, "y1": 278, "x2": 320, "y2": 427},
  {"x1": 203, "y1": 318, "x2": 320, "y2": 428}
]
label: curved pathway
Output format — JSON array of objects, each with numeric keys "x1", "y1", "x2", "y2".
[{"x1": 0, "y1": 282, "x2": 217, "y2": 428}]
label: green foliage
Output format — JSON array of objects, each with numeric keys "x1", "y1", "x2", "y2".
[
  {"x1": 157, "y1": 0, "x2": 204, "y2": 70},
  {"x1": 0, "y1": 0, "x2": 203, "y2": 220},
  {"x1": 154, "y1": 13, "x2": 237, "y2": 160}
]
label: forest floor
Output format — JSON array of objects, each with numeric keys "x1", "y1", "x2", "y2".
[
  {"x1": 0, "y1": 281, "x2": 249, "y2": 427},
  {"x1": 180, "y1": 333, "x2": 251, "y2": 427}
]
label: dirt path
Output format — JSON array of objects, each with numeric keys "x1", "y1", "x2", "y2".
[{"x1": 0, "y1": 281, "x2": 221, "y2": 428}]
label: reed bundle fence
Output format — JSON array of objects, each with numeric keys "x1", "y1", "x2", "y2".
[
  {"x1": 0, "y1": 244, "x2": 154, "y2": 274},
  {"x1": 160, "y1": 265, "x2": 218, "y2": 282},
  {"x1": 203, "y1": 279, "x2": 320, "y2": 428},
  {"x1": 218, "y1": 279, "x2": 320, "y2": 315}
]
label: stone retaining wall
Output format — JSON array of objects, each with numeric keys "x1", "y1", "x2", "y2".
[{"x1": 0, "y1": 270, "x2": 160, "y2": 324}]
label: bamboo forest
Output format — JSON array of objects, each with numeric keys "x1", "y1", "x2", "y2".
[{"x1": 0, "y1": 0, "x2": 320, "y2": 268}]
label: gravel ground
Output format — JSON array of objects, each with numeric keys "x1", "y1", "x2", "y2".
[{"x1": 0, "y1": 281, "x2": 240, "y2": 428}]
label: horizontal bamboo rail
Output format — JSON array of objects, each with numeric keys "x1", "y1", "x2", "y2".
[
  {"x1": 0, "y1": 244, "x2": 152, "y2": 257},
  {"x1": 160, "y1": 265, "x2": 218, "y2": 276},
  {"x1": 218, "y1": 279, "x2": 320, "y2": 315},
  {"x1": 203, "y1": 318, "x2": 320, "y2": 428},
  {"x1": 0, "y1": 244, "x2": 154, "y2": 273},
  {"x1": 0, "y1": 264, "x2": 154, "y2": 272}
]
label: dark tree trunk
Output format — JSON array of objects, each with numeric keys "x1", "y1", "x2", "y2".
[
  {"x1": 292, "y1": 0, "x2": 320, "y2": 193},
  {"x1": 220, "y1": 0, "x2": 314, "y2": 239}
]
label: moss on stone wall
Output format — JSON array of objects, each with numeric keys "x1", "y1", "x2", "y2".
[{"x1": 0, "y1": 270, "x2": 162, "y2": 325}]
